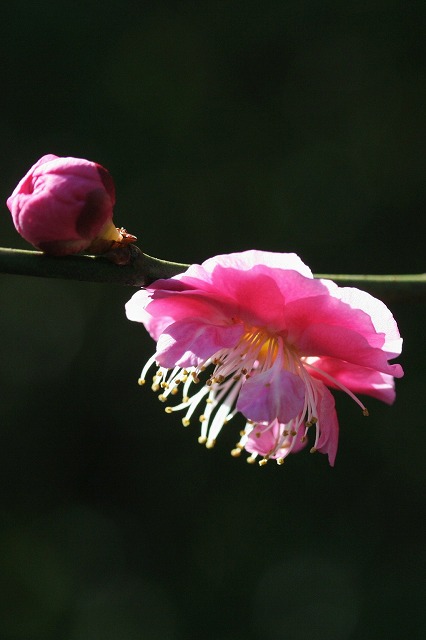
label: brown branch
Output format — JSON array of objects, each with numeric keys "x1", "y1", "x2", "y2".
[
  {"x1": 0, "y1": 246, "x2": 425, "y2": 300},
  {"x1": 0, "y1": 246, "x2": 188, "y2": 287}
]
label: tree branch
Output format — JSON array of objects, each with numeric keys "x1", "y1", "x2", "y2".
[
  {"x1": 0, "y1": 246, "x2": 425, "y2": 300},
  {"x1": 0, "y1": 246, "x2": 188, "y2": 287}
]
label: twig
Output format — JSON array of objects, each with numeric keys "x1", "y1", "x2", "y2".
[
  {"x1": 0, "y1": 246, "x2": 425, "y2": 300},
  {"x1": 0, "y1": 246, "x2": 188, "y2": 287}
]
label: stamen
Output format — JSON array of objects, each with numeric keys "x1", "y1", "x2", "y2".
[
  {"x1": 136, "y1": 320, "x2": 370, "y2": 469},
  {"x1": 139, "y1": 353, "x2": 158, "y2": 384},
  {"x1": 305, "y1": 361, "x2": 368, "y2": 414},
  {"x1": 204, "y1": 379, "x2": 243, "y2": 443}
]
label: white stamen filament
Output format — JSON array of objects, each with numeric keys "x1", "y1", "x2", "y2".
[
  {"x1": 304, "y1": 361, "x2": 368, "y2": 414},
  {"x1": 137, "y1": 324, "x2": 368, "y2": 464}
]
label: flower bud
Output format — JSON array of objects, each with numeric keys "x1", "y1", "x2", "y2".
[{"x1": 6, "y1": 154, "x2": 134, "y2": 256}]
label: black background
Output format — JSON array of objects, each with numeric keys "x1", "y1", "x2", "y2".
[{"x1": 0, "y1": 2, "x2": 425, "y2": 639}]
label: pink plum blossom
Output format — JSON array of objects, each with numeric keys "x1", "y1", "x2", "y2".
[
  {"x1": 7, "y1": 154, "x2": 134, "y2": 256},
  {"x1": 126, "y1": 250, "x2": 403, "y2": 467}
]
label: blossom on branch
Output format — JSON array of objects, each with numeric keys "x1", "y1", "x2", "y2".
[
  {"x1": 126, "y1": 250, "x2": 403, "y2": 467},
  {"x1": 6, "y1": 154, "x2": 135, "y2": 256}
]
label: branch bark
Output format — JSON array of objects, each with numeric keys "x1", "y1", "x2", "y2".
[
  {"x1": 0, "y1": 246, "x2": 188, "y2": 287},
  {"x1": 1, "y1": 246, "x2": 425, "y2": 301}
]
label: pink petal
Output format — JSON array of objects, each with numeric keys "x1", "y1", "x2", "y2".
[
  {"x1": 200, "y1": 249, "x2": 314, "y2": 279},
  {"x1": 211, "y1": 269, "x2": 287, "y2": 329},
  {"x1": 153, "y1": 251, "x2": 321, "y2": 331},
  {"x1": 314, "y1": 384, "x2": 339, "y2": 466},
  {"x1": 283, "y1": 294, "x2": 403, "y2": 377},
  {"x1": 155, "y1": 319, "x2": 245, "y2": 369},
  {"x1": 244, "y1": 419, "x2": 307, "y2": 459},
  {"x1": 125, "y1": 289, "x2": 173, "y2": 341},
  {"x1": 299, "y1": 322, "x2": 403, "y2": 377},
  {"x1": 148, "y1": 290, "x2": 239, "y2": 326},
  {"x1": 207, "y1": 265, "x2": 328, "y2": 330},
  {"x1": 307, "y1": 356, "x2": 398, "y2": 404},
  {"x1": 237, "y1": 368, "x2": 305, "y2": 424},
  {"x1": 319, "y1": 281, "x2": 403, "y2": 358}
]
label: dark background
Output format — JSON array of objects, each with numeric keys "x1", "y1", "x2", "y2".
[{"x1": 0, "y1": 2, "x2": 425, "y2": 639}]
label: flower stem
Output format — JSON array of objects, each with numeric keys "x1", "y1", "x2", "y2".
[{"x1": 0, "y1": 246, "x2": 425, "y2": 300}]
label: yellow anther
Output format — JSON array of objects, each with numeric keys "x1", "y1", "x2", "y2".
[
  {"x1": 138, "y1": 378, "x2": 146, "y2": 386},
  {"x1": 363, "y1": 408, "x2": 369, "y2": 416},
  {"x1": 259, "y1": 458, "x2": 268, "y2": 467},
  {"x1": 310, "y1": 447, "x2": 317, "y2": 454},
  {"x1": 199, "y1": 415, "x2": 206, "y2": 422},
  {"x1": 151, "y1": 384, "x2": 160, "y2": 392},
  {"x1": 182, "y1": 418, "x2": 190, "y2": 427},
  {"x1": 230, "y1": 448, "x2": 241, "y2": 457},
  {"x1": 246, "y1": 456, "x2": 256, "y2": 464},
  {"x1": 276, "y1": 457, "x2": 285, "y2": 465},
  {"x1": 205, "y1": 439, "x2": 216, "y2": 449},
  {"x1": 198, "y1": 436, "x2": 207, "y2": 444},
  {"x1": 164, "y1": 406, "x2": 173, "y2": 414},
  {"x1": 158, "y1": 394, "x2": 167, "y2": 402}
]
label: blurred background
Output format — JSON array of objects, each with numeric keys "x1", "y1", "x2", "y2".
[{"x1": 0, "y1": 1, "x2": 425, "y2": 638}]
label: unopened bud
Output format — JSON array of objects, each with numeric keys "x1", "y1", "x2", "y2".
[{"x1": 6, "y1": 154, "x2": 136, "y2": 256}]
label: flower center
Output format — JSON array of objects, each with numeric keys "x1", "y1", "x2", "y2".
[{"x1": 208, "y1": 328, "x2": 302, "y2": 385}]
